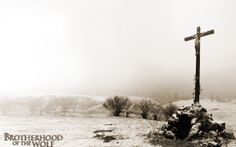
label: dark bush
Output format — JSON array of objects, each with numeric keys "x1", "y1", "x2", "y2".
[
  {"x1": 163, "y1": 103, "x2": 178, "y2": 120},
  {"x1": 103, "y1": 96, "x2": 131, "y2": 116},
  {"x1": 136, "y1": 99, "x2": 163, "y2": 119}
]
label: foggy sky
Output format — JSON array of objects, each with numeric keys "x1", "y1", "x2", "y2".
[{"x1": 0, "y1": 0, "x2": 236, "y2": 99}]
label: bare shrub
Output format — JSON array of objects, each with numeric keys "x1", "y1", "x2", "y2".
[
  {"x1": 103, "y1": 96, "x2": 131, "y2": 116},
  {"x1": 135, "y1": 98, "x2": 163, "y2": 119},
  {"x1": 163, "y1": 103, "x2": 178, "y2": 120}
]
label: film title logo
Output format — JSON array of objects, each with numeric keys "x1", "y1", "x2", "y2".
[{"x1": 4, "y1": 133, "x2": 63, "y2": 147}]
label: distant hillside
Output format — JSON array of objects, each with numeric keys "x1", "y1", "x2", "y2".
[{"x1": 0, "y1": 95, "x2": 108, "y2": 116}]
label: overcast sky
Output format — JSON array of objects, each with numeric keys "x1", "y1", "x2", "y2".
[{"x1": 0, "y1": 0, "x2": 235, "y2": 99}]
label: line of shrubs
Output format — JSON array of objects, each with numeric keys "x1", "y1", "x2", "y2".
[{"x1": 103, "y1": 96, "x2": 178, "y2": 121}]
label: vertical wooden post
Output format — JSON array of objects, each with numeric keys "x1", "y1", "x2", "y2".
[{"x1": 194, "y1": 27, "x2": 201, "y2": 104}]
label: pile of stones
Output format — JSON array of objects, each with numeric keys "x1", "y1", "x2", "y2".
[{"x1": 150, "y1": 104, "x2": 235, "y2": 146}]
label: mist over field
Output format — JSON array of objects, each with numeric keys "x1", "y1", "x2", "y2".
[{"x1": 0, "y1": 0, "x2": 236, "y2": 101}]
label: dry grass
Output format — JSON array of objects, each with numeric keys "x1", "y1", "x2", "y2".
[{"x1": 147, "y1": 132, "x2": 195, "y2": 147}]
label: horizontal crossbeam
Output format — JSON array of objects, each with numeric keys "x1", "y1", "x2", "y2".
[
  {"x1": 184, "y1": 29, "x2": 214, "y2": 41},
  {"x1": 200, "y1": 29, "x2": 214, "y2": 38},
  {"x1": 184, "y1": 35, "x2": 196, "y2": 41}
]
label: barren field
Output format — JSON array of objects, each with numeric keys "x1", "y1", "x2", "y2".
[
  {"x1": 0, "y1": 99, "x2": 235, "y2": 147},
  {"x1": 0, "y1": 116, "x2": 163, "y2": 147}
]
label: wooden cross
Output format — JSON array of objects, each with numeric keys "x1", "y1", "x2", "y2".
[{"x1": 184, "y1": 26, "x2": 214, "y2": 104}]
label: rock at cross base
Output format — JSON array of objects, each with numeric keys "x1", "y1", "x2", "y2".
[{"x1": 159, "y1": 104, "x2": 234, "y2": 146}]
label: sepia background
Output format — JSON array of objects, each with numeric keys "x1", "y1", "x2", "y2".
[{"x1": 0, "y1": 1, "x2": 236, "y2": 147}]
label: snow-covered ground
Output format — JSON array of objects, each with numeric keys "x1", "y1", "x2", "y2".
[
  {"x1": 0, "y1": 115, "x2": 163, "y2": 147},
  {"x1": 0, "y1": 98, "x2": 235, "y2": 147}
]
